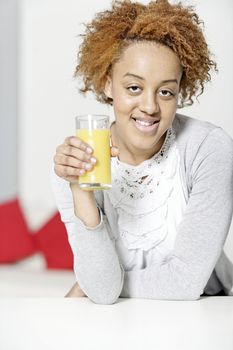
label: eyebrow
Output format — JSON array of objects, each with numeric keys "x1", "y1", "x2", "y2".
[{"x1": 123, "y1": 73, "x2": 178, "y2": 84}]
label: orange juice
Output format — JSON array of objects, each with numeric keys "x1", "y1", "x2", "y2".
[{"x1": 76, "y1": 129, "x2": 111, "y2": 190}]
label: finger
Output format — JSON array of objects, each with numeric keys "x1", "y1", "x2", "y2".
[
  {"x1": 111, "y1": 146, "x2": 119, "y2": 157},
  {"x1": 54, "y1": 154, "x2": 95, "y2": 172},
  {"x1": 54, "y1": 164, "x2": 86, "y2": 178},
  {"x1": 58, "y1": 144, "x2": 96, "y2": 163},
  {"x1": 64, "y1": 136, "x2": 93, "y2": 154},
  {"x1": 54, "y1": 154, "x2": 84, "y2": 169}
]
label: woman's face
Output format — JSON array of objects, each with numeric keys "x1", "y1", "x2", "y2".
[{"x1": 104, "y1": 42, "x2": 183, "y2": 163}]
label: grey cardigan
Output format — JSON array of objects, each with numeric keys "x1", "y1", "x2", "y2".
[{"x1": 51, "y1": 114, "x2": 233, "y2": 304}]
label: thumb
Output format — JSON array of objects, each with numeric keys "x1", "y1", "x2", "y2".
[
  {"x1": 111, "y1": 146, "x2": 119, "y2": 157},
  {"x1": 110, "y1": 130, "x2": 119, "y2": 157}
]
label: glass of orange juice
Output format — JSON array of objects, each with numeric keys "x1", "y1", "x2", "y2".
[{"x1": 75, "y1": 114, "x2": 112, "y2": 190}]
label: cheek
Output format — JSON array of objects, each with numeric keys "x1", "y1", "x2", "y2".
[
  {"x1": 160, "y1": 99, "x2": 178, "y2": 116},
  {"x1": 112, "y1": 90, "x2": 136, "y2": 114}
]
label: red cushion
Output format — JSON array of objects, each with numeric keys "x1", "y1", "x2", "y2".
[
  {"x1": 0, "y1": 198, "x2": 36, "y2": 263},
  {"x1": 34, "y1": 212, "x2": 73, "y2": 269}
]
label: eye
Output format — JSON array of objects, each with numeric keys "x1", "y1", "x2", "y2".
[
  {"x1": 127, "y1": 85, "x2": 141, "y2": 93},
  {"x1": 159, "y1": 90, "x2": 174, "y2": 98}
]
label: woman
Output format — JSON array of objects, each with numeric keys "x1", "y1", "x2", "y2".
[{"x1": 52, "y1": 0, "x2": 233, "y2": 304}]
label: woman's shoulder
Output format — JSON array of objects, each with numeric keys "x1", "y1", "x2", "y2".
[
  {"x1": 174, "y1": 113, "x2": 225, "y2": 138},
  {"x1": 173, "y1": 114, "x2": 233, "y2": 192},
  {"x1": 173, "y1": 113, "x2": 233, "y2": 155}
]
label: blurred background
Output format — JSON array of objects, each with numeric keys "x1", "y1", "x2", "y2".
[{"x1": 0, "y1": 0, "x2": 233, "y2": 296}]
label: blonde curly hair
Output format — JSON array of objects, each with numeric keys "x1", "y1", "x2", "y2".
[{"x1": 75, "y1": 0, "x2": 217, "y2": 107}]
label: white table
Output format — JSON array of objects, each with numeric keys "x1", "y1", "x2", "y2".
[{"x1": 0, "y1": 296, "x2": 232, "y2": 350}]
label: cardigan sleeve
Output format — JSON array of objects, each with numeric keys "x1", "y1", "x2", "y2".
[
  {"x1": 120, "y1": 127, "x2": 233, "y2": 300},
  {"x1": 50, "y1": 169, "x2": 124, "y2": 304}
]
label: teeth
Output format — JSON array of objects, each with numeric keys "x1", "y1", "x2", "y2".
[{"x1": 136, "y1": 120, "x2": 154, "y2": 126}]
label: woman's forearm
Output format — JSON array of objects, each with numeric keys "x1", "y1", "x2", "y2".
[{"x1": 70, "y1": 183, "x2": 100, "y2": 228}]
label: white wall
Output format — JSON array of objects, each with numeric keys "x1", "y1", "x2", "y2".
[
  {"x1": 0, "y1": 0, "x2": 18, "y2": 202},
  {"x1": 18, "y1": 0, "x2": 233, "y2": 257},
  {"x1": 18, "y1": 0, "x2": 112, "y2": 229},
  {"x1": 182, "y1": 0, "x2": 233, "y2": 131}
]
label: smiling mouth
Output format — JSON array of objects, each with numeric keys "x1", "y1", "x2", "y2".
[
  {"x1": 131, "y1": 117, "x2": 160, "y2": 133},
  {"x1": 132, "y1": 118, "x2": 159, "y2": 126}
]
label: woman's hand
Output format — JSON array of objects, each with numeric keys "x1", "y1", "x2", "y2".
[
  {"x1": 54, "y1": 136, "x2": 96, "y2": 183},
  {"x1": 54, "y1": 136, "x2": 119, "y2": 183},
  {"x1": 65, "y1": 282, "x2": 86, "y2": 298}
]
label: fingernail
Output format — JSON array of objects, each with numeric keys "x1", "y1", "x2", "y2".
[
  {"x1": 86, "y1": 147, "x2": 92, "y2": 154},
  {"x1": 80, "y1": 169, "x2": 85, "y2": 175},
  {"x1": 85, "y1": 163, "x2": 92, "y2": 170},
  {"x1": 90, "y1": 157, "x2": 96, "y2": 164}
]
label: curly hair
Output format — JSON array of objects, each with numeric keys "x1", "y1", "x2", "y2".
[{"x1": 75, "y1": 0, "x2": 217, "y2": 107}]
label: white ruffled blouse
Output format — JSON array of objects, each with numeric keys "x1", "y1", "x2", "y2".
[{"x1": 106, "y1": 127, "x2": 188, "y2": 271}]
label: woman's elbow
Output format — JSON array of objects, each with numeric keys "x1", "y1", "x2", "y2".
[
  {"x1": 177, "y1": 283, "x2": 203, "y2": 301},
  {"x1": 88, "y1": 272, "x2": 124, "y2": 305},
  {"x1": 89, "y1": 289, "x2": 121, "y2": 305}
]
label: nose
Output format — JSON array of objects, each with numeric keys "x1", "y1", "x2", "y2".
[{"x1": 139, "y1": 91, "x2": 159, "y2": 115}]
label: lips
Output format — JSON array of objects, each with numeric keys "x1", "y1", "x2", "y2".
[
  {"x1": 132, "y1": 117, "x2": 160, "y2": 133},
  {"x1": 132, "y1": 117, "x2": 160, "y2": 124}
]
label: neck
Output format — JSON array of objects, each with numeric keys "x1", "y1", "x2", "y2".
[{"x1": 118, "y1": 144, "x2": 159, "y2": 166}]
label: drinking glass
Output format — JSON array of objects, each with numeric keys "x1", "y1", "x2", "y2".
[{"x1": 75, "y1": 114, "x2": 112, "y2": 190}]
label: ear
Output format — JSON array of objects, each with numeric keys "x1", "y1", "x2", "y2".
[{"x1": 103, "y1": 76, "x2": 113, "y2": 99}]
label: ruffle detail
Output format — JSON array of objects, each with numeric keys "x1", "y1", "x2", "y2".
[
  {"x1": 109, "y1": 128, "x2": 176, "y2": 210},
  {"x1": 106, "y1": 127, "x2": 181, "y2": 252}
]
